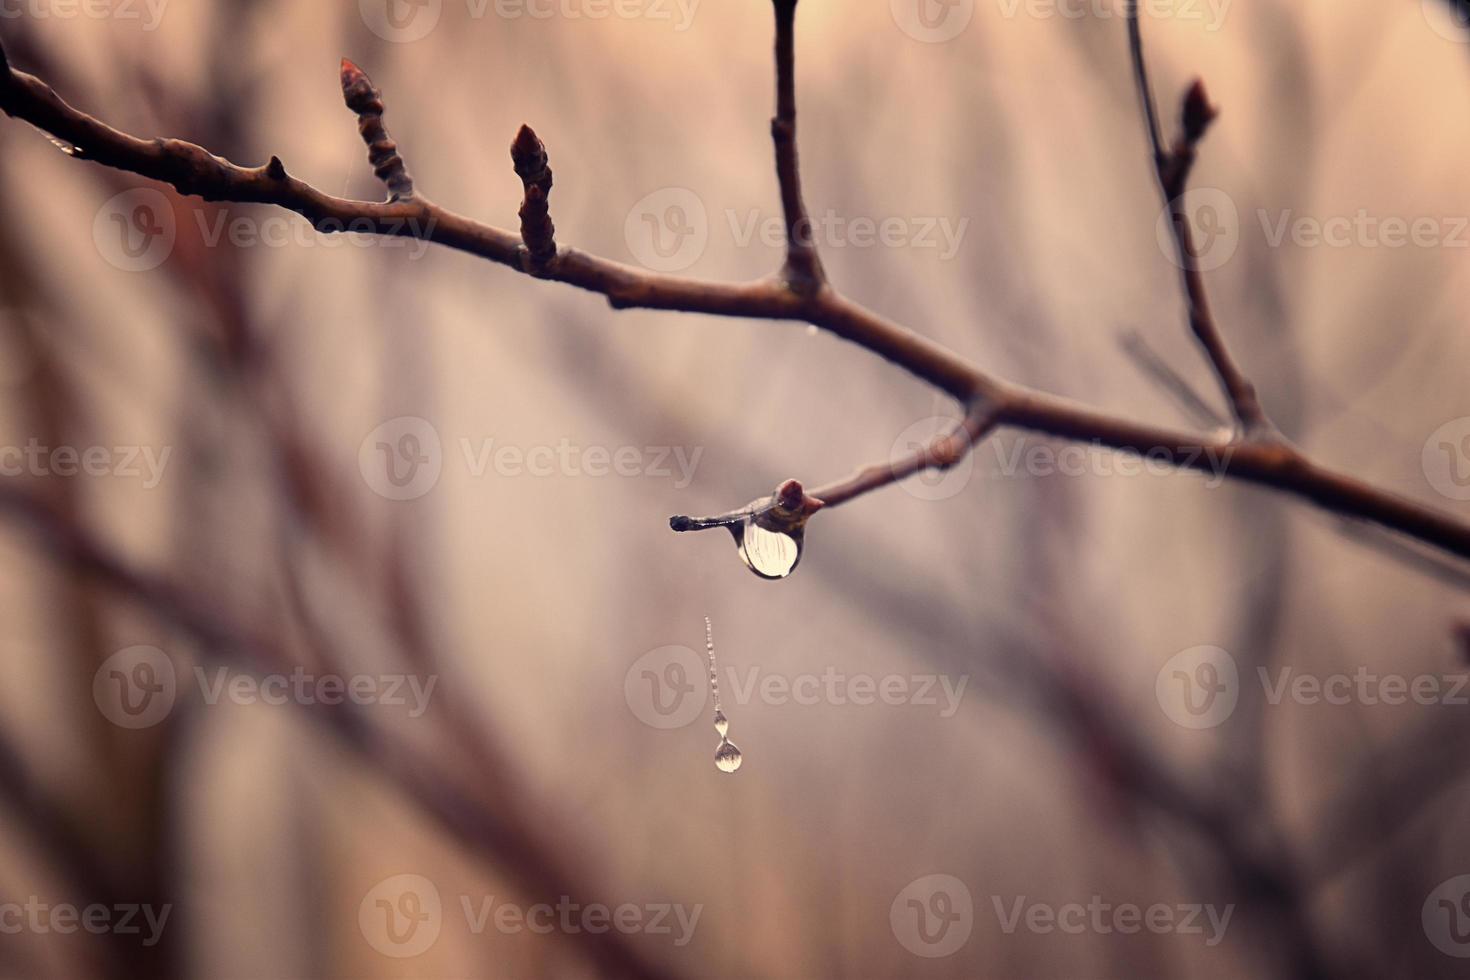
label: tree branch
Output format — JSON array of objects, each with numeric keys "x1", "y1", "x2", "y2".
[
  {"x1": 770, "y1": 0, "x2": 824, "y2": 291},
  {"x1": 4, "y1": 15, "x2": 1470, "y2": 566},
  {"x1": 1127, "y1": 2, "x2": 1269, "y2": 435}
]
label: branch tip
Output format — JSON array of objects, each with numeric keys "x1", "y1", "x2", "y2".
[
  {"x1": 339, "y1": 57, "x2": 414, "y2": 201},
  {"x1": 1181, "y1": 79, "x2": 1217, "y2": 144},
  {"x1": 511, "y1": 123, "x2": 555, "y2": 269}
]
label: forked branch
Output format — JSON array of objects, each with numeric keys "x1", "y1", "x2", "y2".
[{"x1": 2, "y1": 6, "x2": 1470, "y2": 566}]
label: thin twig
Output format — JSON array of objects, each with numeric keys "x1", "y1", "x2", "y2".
[
  {"x1": 770, "y1": 0, "x2": 824, "y2": 290},
  {"x1": 1126, "y1": 3, "x2": 1268, "y2": 435}
]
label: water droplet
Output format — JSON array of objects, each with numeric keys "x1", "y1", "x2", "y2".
[
  {"x1": 805, "y1": 324, "x2": 818, "y2": 337},
  {"x1": 705, "y1": 618, "x2": 742, "y2": 773},
  {"x1": 715, "y1": 738, "x2": 743, "y2": 773},
  {"x1": 735, "y1": 518, "x2": 801, "y2": 579}
]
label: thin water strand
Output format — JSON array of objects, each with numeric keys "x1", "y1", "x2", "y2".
[{"x1": 705, "y1": 616, "x2": 742, "y2": 773}]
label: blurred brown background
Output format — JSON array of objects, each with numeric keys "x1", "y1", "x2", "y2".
[{"x1": 1, "y1": 0, "x2": 1469, "y2": 977}]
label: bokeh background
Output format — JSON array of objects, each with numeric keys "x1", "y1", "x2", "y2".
[{"x1": 1, "y1": 0, "x2": 1470, "y2": 977}]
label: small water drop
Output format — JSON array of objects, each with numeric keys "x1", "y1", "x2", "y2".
[
  {"x1": 736, "y1": 518, "x2": 801, "y2": 579},
  {"x1": 47, "y1": 136, "x2": 80, "y2": 156},
  {"x1": 715, "y1": 738, "x2": 743, "y2": 773},
  {"x1": 805, "y1": 324, "x2": 818, "y2": 337},
  {"x1": 705, "y1": 619, "x2": 743, "y2": 773}
]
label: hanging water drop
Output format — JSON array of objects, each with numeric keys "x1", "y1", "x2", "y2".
[
  {"x1": 714, "y1": 740, "x2": 743, "y2": 773},
  {"x1": 736, "y1": 518, "x2": 801, "y2": 580},
  {"x1": 705, "y1": 617, "x2": 742, "y2": 773},
  {"x1": 670, "y1": 479, "x2": 821, "y2": 581}
]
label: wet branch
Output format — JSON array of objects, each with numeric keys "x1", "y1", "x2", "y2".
[{"x1": 3, "y1": 6, "x2": 1470, "y2": 564}]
